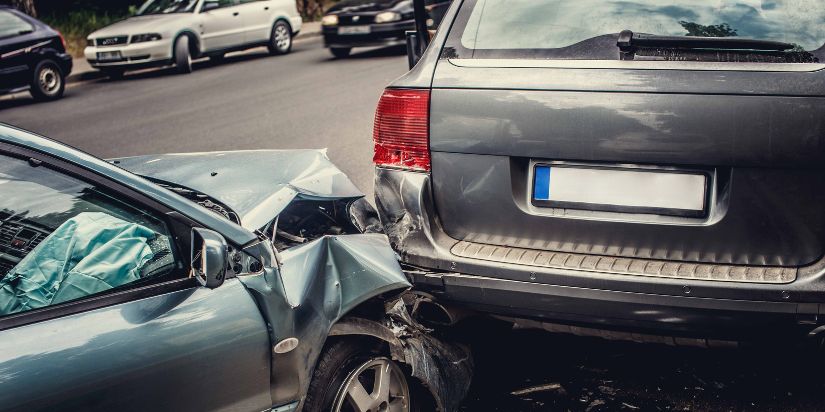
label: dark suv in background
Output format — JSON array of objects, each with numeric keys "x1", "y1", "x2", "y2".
[
  {"x1": 374, "y1": 0, "x2": 825, "y2": 345},
  {"x1": 321, "y1": 0, "x2": 451, "y2": 58},
  {"x1": 0, "y1": 5, "x2": 72, "y2": 101}
]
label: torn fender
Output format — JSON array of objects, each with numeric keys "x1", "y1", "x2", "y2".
[
  {"x1": 330, "y1": 297, "x2": 474, "y2": 412},
  {"x1": 236, "y1": 234, "x2": 411, "y2": 407}
]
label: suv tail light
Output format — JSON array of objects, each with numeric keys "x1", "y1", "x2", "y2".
[
  {"x1": 57, "y1": 32, "x2": 67, "y2": 49},
  {"x1": 373, "y1": 89, "x2": 430, "y2": 172}
]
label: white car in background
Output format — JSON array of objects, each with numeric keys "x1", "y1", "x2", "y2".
[{"x1": 84, "y1": 0, "x2": 302, "y2": 78}]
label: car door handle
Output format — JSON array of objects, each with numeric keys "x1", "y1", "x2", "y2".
[
  {"x1": 264, "y1": 6, "x2": 269, "y2": 10},
  {"x1": 233, "y1": 12, "x2": 239, "y2": 16}
]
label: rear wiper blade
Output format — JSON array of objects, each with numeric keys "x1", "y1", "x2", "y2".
[{"x1": 617, "y1": 29, "x2": 794, "y2": 56}]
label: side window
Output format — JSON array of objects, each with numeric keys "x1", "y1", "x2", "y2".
[
  {"x1": 0, "y1": 11, "x2": 34, "y2": 39},
  {"x1": 203, "y1": 0, "x2": 237, "y2": 9},
  {"x1": 0, "y1": 154, "x2": 179, "y2": 317}
]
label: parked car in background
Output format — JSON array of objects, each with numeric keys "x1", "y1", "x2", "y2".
[
  {"x1": 321, "y1": 0, "x2": 451, "y2": 58},
  {"x1": 0, "y1": 5, "x2": 72, "y2": 101},
  {"x1": 0, "y1": 124, "x2": 471, "y2": 412},
  {"x1": 375, "y1": 0, "x2": 825, "y2": 346},
  {"x1": 84, "y1": 0, "x2": 302, "y2": 78}
]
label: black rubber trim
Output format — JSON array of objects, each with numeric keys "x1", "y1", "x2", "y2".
[{"x1": 0, "y1": 278, "x2": 197, "y2": 332}]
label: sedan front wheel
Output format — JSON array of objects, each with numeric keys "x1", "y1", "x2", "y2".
[
  {"x1": 304, "y1": 339, "x2": 419, "y2": 412},
  {"x1": 174, "y1": 35, "x2": 193, "y2": 74}
]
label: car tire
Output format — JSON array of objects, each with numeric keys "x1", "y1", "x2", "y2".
[
  {"x1": 29, "y1": 60, "x2": 65, "y2": 101},
  {"x1": 330, "y1": 47, "x2": 352, "y2": 59},
  {"x1": 304, "y1": 338, "x2": 420, "y2": 412},
  {"x1": 102, "y1": 69, "x2": 124, "y2": 80},
  {"x1": 268, "y1": 20, "x2": 292, "y2": 55},
  {"x1": 174, "y1": 35, "x2": 193, "y2": 74}
]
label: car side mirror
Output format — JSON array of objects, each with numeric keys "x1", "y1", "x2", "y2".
[
  {"x1": 191, "y1": 227, "x2": 228, "y2": 289},
  {"x1": 406, "y1": 31, "x2": 422, "y2": 69},
  {"x1": 201, "y1": 2, "x2": 220, "y2": 12},
  {"x1": 407, "y1": 0, "x2": 431, "y2": 69}
]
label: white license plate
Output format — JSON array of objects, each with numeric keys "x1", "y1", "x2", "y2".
[
  {"x1": 97, "y1": 51, "x2": 122, "y2": 62},
  {"x1": 532, "y1": 164, "x2": 708, "y2": 216},
  {"x1": 338, "y1": 26, "x2": 371, "y2": 35}
]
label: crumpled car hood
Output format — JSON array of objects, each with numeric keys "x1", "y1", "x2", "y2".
[{"x1": 111, "y1": 150, "x2": 364, "y2": 231}]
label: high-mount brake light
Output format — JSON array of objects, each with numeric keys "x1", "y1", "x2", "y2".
[{"x1": 372, "y1": 89, "x2": 431, "y2": 171}]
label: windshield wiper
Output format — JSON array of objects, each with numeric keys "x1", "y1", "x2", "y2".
[{"x1": 617, "y1": 29, "x2": 795, "y2": 59}]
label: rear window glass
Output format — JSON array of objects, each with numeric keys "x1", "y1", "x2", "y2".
[
  {"x1": 446, "y1": 0, "x2": 825, "y2": 62},
  {"x1": 0, "y1": 10, "x2": 34, "y2": 39}
]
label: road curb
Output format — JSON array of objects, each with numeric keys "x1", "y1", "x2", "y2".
[{"x1": 68, "y1": 22, "x2": 322, "y2": 85}]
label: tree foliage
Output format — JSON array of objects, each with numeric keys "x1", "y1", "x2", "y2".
[
  {"x1": 679, "y1": 21, "x2": 739, "y2": 38},
  {"x1": 10, "y1": 0, "x2": 37, "y2": 17}
]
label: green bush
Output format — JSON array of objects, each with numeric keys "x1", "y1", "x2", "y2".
[{"x1": 41, "y1": 9, "x2": 133, "y2": 56}]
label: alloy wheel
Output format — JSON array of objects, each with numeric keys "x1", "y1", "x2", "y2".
[
  {"x1": 332, "y1": 357, "x2": 411, "y2": 412},
  {"x1": 38, "y1": 65, "x2": 61, "y2": 96},
  {"x1": 274, "y1": 24, "x2": 291, "y2": 52}
]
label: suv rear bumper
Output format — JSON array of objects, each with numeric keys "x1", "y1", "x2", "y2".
[{"x1": 375, "y1": 167, "x2": 825, "y2": 341}]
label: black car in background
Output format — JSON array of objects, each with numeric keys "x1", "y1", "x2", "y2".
[
  {"x1": 321, "y1": 0, "x2": 450, "y2": 58},
  {"x1": 0, "y1": 6, "x2": 72, "y2": 101}
]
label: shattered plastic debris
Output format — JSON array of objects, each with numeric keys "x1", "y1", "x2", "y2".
[
  {"x1": 511, "y1": 383, "x2": 565, "y2": 396},
  {"x1": 383, "y1": 296, "x2": 474, "y2": 412}
]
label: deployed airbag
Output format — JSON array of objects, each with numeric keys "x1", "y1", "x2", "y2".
[{"x1": 0, "y1": 212, "x2": 156, "y2": 315}]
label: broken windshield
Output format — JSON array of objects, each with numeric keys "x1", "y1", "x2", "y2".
[{"x1": 449, "y1": 0, "x2": 825, "y2": 61}]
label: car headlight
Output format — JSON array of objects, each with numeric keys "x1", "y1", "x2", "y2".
[
  {"x1": 131, "y1": 33, "x2": 162, "y2": 43},
  {"x1": 321, "y1": 15, "x2": 339, "y2": 26},
  {"x1": 374, "y1": 11, "x2": 401, "y2": 24}
]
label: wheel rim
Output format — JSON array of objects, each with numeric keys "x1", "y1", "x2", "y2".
[
  {"x1": 274, "y1": 24, "x2": 291, "y2": 51},
  {"x1": 332, "y1": 358, "x2": 411, "y2": 412},
  {"x1": 38, "y1": 66, "x2": 60, "y2": 95}
]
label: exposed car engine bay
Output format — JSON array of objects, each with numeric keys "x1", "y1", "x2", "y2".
[{"x1": 156, "y1": 180, "x2": 384, "y2": 276}]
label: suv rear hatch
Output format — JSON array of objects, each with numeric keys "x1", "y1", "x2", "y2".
[{"x1": 428, "y1": 0, "x2": 825, "y2": 273}]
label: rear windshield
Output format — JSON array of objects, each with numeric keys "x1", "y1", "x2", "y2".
[{"x1": 445, "y1": 0, "x2": 825, "y2": 62}]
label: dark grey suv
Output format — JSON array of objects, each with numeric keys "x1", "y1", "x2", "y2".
[{"x1": 373, "y1": 0, "x2": 825, "y2": 344}]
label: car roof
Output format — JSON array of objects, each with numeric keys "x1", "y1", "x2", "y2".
[{"x1": 0, "y1": 124, "x2": 258, "y2": 246}]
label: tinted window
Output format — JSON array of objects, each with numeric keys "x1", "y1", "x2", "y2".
[
  {"x1": 0, "y1": 155, "x2": 178, "y2": 317},
  {"x1": 0, "y1": 10, "x2": 33, "y2": 39},
  {"x1": 136, "y1": 0, "x2": 199, "y2": 15},
  {"x1": 448, "y1": 0, "x2": 825, "y2": 61},
  {"x1": 201, "y1": 0, "x2": 237, "y2": 9}
]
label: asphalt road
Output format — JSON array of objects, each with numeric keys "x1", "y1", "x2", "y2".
[
  {"x1": 0, "y1": 36, "x2": 407, "y2": 200},
  {"x1": 3, "y1": 36, "x2": 825, "y2": 412},
  {"x1": 460, "y1": 323, "x2": 825, "y2": 412}
]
